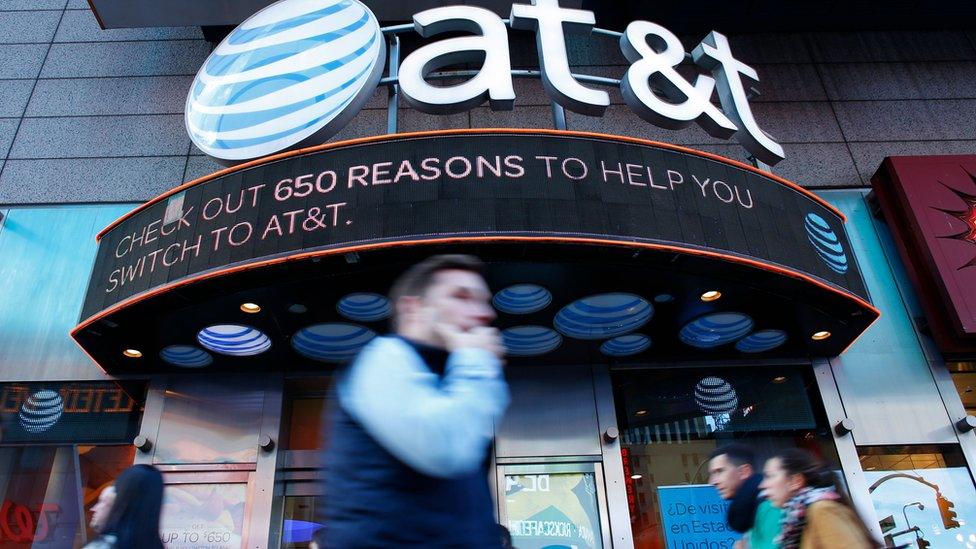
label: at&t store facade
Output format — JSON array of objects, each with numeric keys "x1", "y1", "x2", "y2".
[{"x1": 2, "y1": 1, "x2": 976, "y2": 548}]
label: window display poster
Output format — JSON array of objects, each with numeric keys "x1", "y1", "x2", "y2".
[
  {"x1": 657, "y1": 485, "x2": 740, "y2": 549},
  {"x1": 505, "y1": 472, "x2": 603, "y2": 549},
  {"x1": 161, "y1": 483, "x2": 246, "y2": 549},
  {"x1": 866, "y1": 467, "x2": 976, "y2": 548}
]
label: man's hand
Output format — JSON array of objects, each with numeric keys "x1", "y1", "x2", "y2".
[{"x1": 435, "y1": 324, "x2": 505, "y2": 358}]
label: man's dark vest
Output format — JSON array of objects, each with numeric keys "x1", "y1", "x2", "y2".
[{"x1": 320, "y1": 338, "x2": 501, "y2": 548}]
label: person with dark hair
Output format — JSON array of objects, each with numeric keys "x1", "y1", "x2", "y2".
[
  {"x1": 760, "y1": 449, "x2": 877, "y2": 549},
  {"x1": 708, "y1": 444, "x2": 783, "y2": 548},
  {"x1": 321, "y1": 254, "x2": 510, "y2": 547},
  {"x1": 84, "y1": 464, "x2": 165, "y2": 549},
  {"x1": 498, "y1": 524, "x2": 515, "y2": 549}
]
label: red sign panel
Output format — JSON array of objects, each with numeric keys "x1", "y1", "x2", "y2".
[{"x1": 872, "y1": 155, "x2": 976, "y2": 355}]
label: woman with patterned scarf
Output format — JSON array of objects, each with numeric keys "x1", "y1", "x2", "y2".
[{"x1": 759, "y1": 449, "x2": 879, "y2": 549}]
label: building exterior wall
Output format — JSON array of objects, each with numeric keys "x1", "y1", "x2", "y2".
[{"x1": 0, "y1": 4, "x2": 975, "y2": 204}]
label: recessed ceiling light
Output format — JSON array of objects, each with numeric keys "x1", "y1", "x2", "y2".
[
  {"x1": 123, "y1": 349, "x2": 142, "y2": 358},
  {"x1": 630, "y1": 474, "x2": 643, "y2": 480},
  {"x1": 240, "y1": 302, "x2": 261, "y2": 313},
  {"x1": 635, "y1": 409, "x2": 648, "y2": 416},
  {"x1": 812, "y1": 330, "x2": 832, "y2": 341},
  {"x1": 288, "y1": 303, "x2": 308, "y2": 314},
  {"x1": 700, "y1": 290, "x2": 722, "y2": 302},
  {"x1": 772, "y1": 376, "x2": 787, "y2": 384}
]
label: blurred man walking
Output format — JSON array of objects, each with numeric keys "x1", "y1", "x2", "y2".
[{"x1": 320, "y1": 255, "x2": 510, "y2": 548}]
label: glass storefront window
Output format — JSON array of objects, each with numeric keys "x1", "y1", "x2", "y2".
[
  {"x1": 280, "y1": 495, "x2": 324, "y2": 548},
  {"x1": 500, "y1": 464, "x2": 607, "y2": 549},
  {"x1": 154, "y1": 378, "x2": 266, "y2": 464},
  {"x1": 612, "y1": 366, "x2": 839, "y2": 549},
  {"x1": 0, "y1": 444, "x2": 135, "y2": 548},
  {"x1": 160, "y1": 482, "x2": 248, "y2": 549},
  {"x1": 860, "y1": 445, "x2": 976, "y2": 548},
  {"x1": 281, "y1": 377, "x2": 332, "y2": 452},
  {"x1": 273, "y1": 378, "x2": 331, "y2": 548}
]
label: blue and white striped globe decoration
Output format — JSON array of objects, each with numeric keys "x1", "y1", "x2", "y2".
[
  {"x1": 186, "y1": 0, "x2": 386, "y2": 161},
  {"x1": 19, "y1": 390, "x2": 64, "y2": 434},
  {"x1": 160, "y1": 345, "x2": 214, "y2": 368},
  {"x1": 803, "y1": 212, "x2": 848, "y2": 274},
  {"x1": 735, "y1": 330, "x2": 788, "y2": 353},
  {"x1": 502, "y1": 326, "x2": 562, "y2": 356},
  {"x1": 292, "y1": 323, "x2": 376, "y2": 362},
  {"x1": 694, "y1": 376, "x2": 739, "y2": 414},
  {"x1": 600, "y1": 334, "x2": 651, "y2": 357},
  {"x1": 337, "y1": 293, "x2": 391, "y2": 322},
  {"x1": 198, "y1": 324, "x2": 272, "y2": 356},
  {"x1": 493, "y1": 284, "x2": 552, "y2": 314},
  {"x1": 679, "y1": 312, "x2": 754, "y2": 349},
  {"x1": 554, "y1": 293, "x2": 653, "y2": 340}
]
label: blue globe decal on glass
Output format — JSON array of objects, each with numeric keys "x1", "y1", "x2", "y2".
[
  {"x1": 600, "y1": 334, "x2": 651, "y2": 357},
  {"x1": 493, "y1": 284, "x2": 552, "y2": 314},
  {"x1": 186, "y1": 0, "x2": 386, "y2": 161},
  {"x1": 679, "y1": 312, "x2": 754, "y2": 349},
  {"x1": 554, "y1": 293, "x2": 653, "y2": 340},
  {"x1": 160, "y1": 345, "x2": 214, "y2": 368},
  {"x1": 292, "y1": 323, "x2": 376, "y2": 362},
  {"x1": 803, "y1": 212, "x2": 848, "y2": 274},
  {"x1": 735, "y1": 329, "x2": 787, "y2": 353},
  {"x1": 502, "y1": 326, "x2": 562, "y2": 356},
  {"x1": 198, "y1": 324, "x2": 272, "y2": 356},
  {"x1": 337, "y1": 293, "x2": 391, "y2": 322}
]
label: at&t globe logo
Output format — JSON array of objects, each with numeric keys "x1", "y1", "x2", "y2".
[
  {"x1": 186, "y1": 0, "x2": 385, "y2": 162},
  {"x1": 18, "y1": 390, "x2": 64, "y2": 434}
]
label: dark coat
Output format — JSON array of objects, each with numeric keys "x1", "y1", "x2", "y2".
[{"x1": 727, "y1": 473, "x2": 764, "y2": 533}]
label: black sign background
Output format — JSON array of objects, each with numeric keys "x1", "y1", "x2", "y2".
[
  {"x1": 81, "y1": 132, "x2": 866, "y2": 321},
  {"x1": 0, "y1": 382, "x2": 144, "y2": 445}
]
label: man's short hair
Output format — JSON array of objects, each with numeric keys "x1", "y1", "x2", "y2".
[
  {"x1": 709, "y1": 443, "x2": 755, "y2": 469},
  {"x1": 389, "y1": 254, "x2": 486, "y2": 305}
]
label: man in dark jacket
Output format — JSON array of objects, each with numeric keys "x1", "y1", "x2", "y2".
[
  {"x1": 708, "y1": 444, "x2": 783, "y2": 548},
  {"x1": 319, "y1": 255, "x2": 510, "y2": 547}
]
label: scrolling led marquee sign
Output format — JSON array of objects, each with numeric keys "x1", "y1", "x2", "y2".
[
  {"x1": 186, "y1": 0, "x2": 785, "y2": 165},
  {"x1": 79, "y1": 131, "x2": 866, "y2": 324}
]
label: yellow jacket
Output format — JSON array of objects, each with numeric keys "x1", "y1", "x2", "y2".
[{"x1": 800, "y1": 500, "x2": 876, "y2": 549}]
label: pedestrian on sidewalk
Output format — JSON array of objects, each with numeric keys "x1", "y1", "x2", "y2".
[{"x1": 84, "y1": 464, "x2": 165, "y2": 549}]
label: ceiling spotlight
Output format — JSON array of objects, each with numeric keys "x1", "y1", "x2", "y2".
[
  {"x1": 700, "y1": 290, "x2": 722, "y2": 302},
  {"x1": 240, "y1": 302, "x2": 261, "y2": 313},
  {"x1": 288, "y1": 303, "x2": 308, "y2": 314},
  {"x1": 811, "y1": 330, "x2": 832, "y2": 341},
  {"x1": 630, "y1": 474, "x2": 643, "y2": 480},
  {"x1": 772, "y1": 376, "x2": 787, "y2": 384},
  {"x1": 635, "y1": 409, "x2": 648, "y2": 416},
  {"x1": 123, "y1": 349, "x2": 142, "y2": 358}
]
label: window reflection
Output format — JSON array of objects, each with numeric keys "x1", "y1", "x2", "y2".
[
  {"x1": 613, "y1": 367, "x2": 839, "y2": 549},
  {"x1": 281, "y1": 495, "x2": 324, "y2": 548},
  {"x1": 0, "y1": 445, "x2": 134, "y2": 548},
  {"x1": 860, "y1": 445, "x2": 975, "y2": 548},
  {"x1": 948, "y1": 362, "x2": 976, "y2": 416},
  {"x1": 154, "y1": 378, "x2": 266, "y2": 464}
]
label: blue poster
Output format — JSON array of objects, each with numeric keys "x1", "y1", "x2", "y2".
[{"x1": 657, "y1": 485, "x2": 740, "y2": 549}]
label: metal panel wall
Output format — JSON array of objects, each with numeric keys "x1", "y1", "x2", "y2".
[
  {"x1": 495, "y1": 364, "x2": 602, "y2": 458},
  {"x1": 822, "y1": 190, "x2": 955, "y2": 445},
  {"x1": 0, "y1": 205, "x2": 134, "y2": 382}
]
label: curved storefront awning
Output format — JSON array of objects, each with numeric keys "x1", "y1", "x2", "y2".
[{"x1": 72, "y1": 129, "x2": 878, "y2": 373}]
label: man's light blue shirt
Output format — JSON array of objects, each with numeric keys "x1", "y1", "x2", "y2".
[{"x1": 337, "y1": 336, "x2": 511, "y2": 478}]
